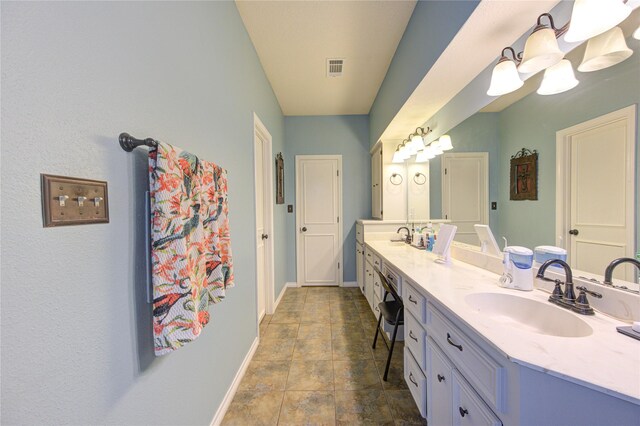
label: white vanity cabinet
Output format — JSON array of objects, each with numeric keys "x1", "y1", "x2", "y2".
[
  {"x1": 402, "y1": 279, "x2": 504, "y2": 426},
  {"x1": 356, "y1": 244, "x2": 364, "y2": 294}
]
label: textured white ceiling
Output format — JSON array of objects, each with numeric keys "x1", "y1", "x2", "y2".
[{"x1": 236, "y1": 0, "x2": 417, "y2": 116}]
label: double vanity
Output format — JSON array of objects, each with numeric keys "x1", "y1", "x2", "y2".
[{"x1": 356, "y1": 222, "x2": 640, "y2": 425}]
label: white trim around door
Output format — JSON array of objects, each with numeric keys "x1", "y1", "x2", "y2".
[{"x1": 253, "y1": 113, "x2": 275, "y2": 320}]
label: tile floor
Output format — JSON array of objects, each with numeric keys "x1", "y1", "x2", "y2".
[{"x1": 222, "y1": 286, "x2": 426, "y2": 426}]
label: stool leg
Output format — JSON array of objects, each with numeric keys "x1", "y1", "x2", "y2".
[
  {"x1": 383, "y1": 320, "x2": 400, "y2": 381},
  {"x1": 372, "y1": 311, "x2": 383, "y2": 349}
]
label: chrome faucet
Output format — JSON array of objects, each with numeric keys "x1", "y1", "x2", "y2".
[
  {"x1": 603, "y1": 257, "x2": 640, "y2": 285},
  {"x1": 537, "y1": 259, "x2": 601, "y2": 315},
  {"x1": 397, "y1": 227, "x2": 411, "y2": 244}
]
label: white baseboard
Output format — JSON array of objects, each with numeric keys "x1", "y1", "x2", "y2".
[
  {"x1": 210, "y1": 336, "x2": 259, "y2": 426},
  {"x1": 274, "y1": 283, "x2": 288, "y2": 310},
  {"x1": 286, "y1": 282, "x2": 299, "y2": 288},
  {"x1": 341, "y1": 281, "x2": 358, "y2": 288}
]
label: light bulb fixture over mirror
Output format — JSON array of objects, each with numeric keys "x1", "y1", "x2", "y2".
[
  {"x1": 439, "y1": 135, "x2": 453, "y2": 151},
  {"x1": 578, "y1": 26, "x2": 633, "y2": 72},
  {"x1": 564, "y1": 0, "x2": 632, "y2": 43},
  {"x1": 518, "y1": 13, "x2": 568, "y2": 74},
  {"x1": 392, "y1": 144, "x2": 404, "y2": 163},
  {"x1": 537, "y1": 59, "x2": 579, "y2": 95},
  {"x1": 487, "y1": 47, "x2": 524, "y2": 96}
]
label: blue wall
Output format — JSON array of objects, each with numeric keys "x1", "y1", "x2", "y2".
[
  {"x1": 1, "y1": 2, "x2": 284, "y2": 424},
  {"x1": 368, "y1": 0, "x2": 479, "y2": 147},
  {"x1": 429, "y1": 112, "x2": 500, "y2": 232},
  {"x1": 284, "y1": 116, "x2": 370, "y2": 283}
]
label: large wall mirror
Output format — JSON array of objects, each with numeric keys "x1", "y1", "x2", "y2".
[{"x1": 419, "y1": 13, "x2": 639, "y2": 286}]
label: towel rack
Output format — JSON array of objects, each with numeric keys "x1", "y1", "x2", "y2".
[{"x1": 119, "y1": 132, "x2": 159, "y2": 152}]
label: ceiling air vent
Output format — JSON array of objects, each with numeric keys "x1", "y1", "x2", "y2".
[{"x1": 326, "y1": 58, "x2": 344, "y2": 77}]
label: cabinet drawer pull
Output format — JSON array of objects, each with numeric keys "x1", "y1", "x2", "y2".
[
  {"x1": 374, "y1": 282, "x2": 380, "y2": 287},
  {"x1": 437, "y1": 374, "x2": 445, "y2": 383},
  {"x1": 409, "y1": 330, "x2": 418, "y2": 342},
  {"x1": 408, "y1": 295, "x2": 417, "y2": 305},
  {"x1": 459, "y1": 407, "x2": 469, "y2": 418},
  {"x1": 409, "y1": 372, "x2": 418, "y2": 387},
  {"x1": 446, "y1": 332, "x2": 463, "y2": 351},
  {"x1": 367, "y1": 253, "x2": 371, "y2": 257}
]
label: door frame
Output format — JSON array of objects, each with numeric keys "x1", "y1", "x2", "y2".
[
  {"x1": 295, "y1": 155, "x2": 343, "y2": 287},
  {"x1": 555, "y1": 105, "x2": 636, "y2": 261},
  {"x1": 441, "y1": 152, "x2": 489, "y2": 224},
  {"x1": 253, "y1": 113, "x2": 275, "y2": 317}
]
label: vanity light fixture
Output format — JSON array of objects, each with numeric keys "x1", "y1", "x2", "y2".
[
  {"x1": 392, "y1": 144, "x2": 404, "y2": 163},
  {"x1": 537, "y1": 59, "x2": 579, "y2": 95},
  {"x1": 519, "y1": 13, "x2": 567, "y2": 74},
  {"x1": 634, "y1": 25, "x2": 640, "y2": 40},
  {"x1": 409, "y1": 128, "x2": 427, "y2": 152},
  {"x1": 430, "y1": 140, "x2": 444, "y2": 155},
  {"x1": 487, "y1": 47, "x2": 524, "y2": 96},
  {"x1": 564, "y1": 0, "x2": 631, "y2": 43},
  {"x1": 438, "y1": 134, "x2": 453, "y2": 151},
  {"x1": 415, "y1": 149, "x2": 432, "y2": 163},
  {"x1": 578, "y1": 26, "x2": 633, "y2": 72},
  {"x1": 399, "y1": 140, "x2": 412, "y2": 160}
]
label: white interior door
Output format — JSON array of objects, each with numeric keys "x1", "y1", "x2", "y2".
[
  {"x1": 254, "y1": 114, "x2": 274, "y2": 321},
  {"x1": 442, "y1": 153, "x2": 488, "y2": 245},
  {"x1": 296, "y1": 155, "x2": 342, "y2": 287},
  {"x1": 557, "y1": 105, "x2": 636, "y2": 281}
]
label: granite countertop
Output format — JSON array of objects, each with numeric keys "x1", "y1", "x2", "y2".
[{"x1": 366, "y1": 240, "x2": 640, "y2": 406}]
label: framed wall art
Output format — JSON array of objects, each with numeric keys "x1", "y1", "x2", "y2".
[
  {"x1": 510, "y1": 148, "x2": 538, "y2": 201},
  {"x1": 275, "y1": 152, "x2": 284, "y2": 204}
]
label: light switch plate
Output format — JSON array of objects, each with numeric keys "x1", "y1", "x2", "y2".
[{"x1": 41, "y1": 174, "x2": 109, "y2": 227}]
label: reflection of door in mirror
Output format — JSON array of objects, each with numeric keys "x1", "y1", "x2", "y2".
[
  {"x1": 556, "y1": 105, "x2": 636, "y2": 281},
  {"x1": 442, "y1": 152, "x2": 488, "y2": 245}
]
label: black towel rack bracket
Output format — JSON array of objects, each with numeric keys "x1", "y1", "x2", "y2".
[{"x1": 119, "y1": 132, "x2": 159, "y2": 152}]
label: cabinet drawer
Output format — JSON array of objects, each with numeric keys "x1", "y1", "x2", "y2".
[
  {"x1": 365, "y1": 246, "x2": 374, "y2": 265},
  {"x1": 403, "y1": 281, "x2": 426, "y2": 324},
  {"x1": 452, "y1": 370, "x2": 502, "y2": 426},
  {"x1": 356, "y1": 223, "x2": 364, "y2": 245},
  {"x1": 404, "y1": 347, "x2": 427, "y2": 419},
  {"x1": 373, "y1": 271, "x2": 383, "y2": 300},
  {"x1": 429, "y1": 303, "x2": 505, "y2": 412},
  {"x1": 372, "y1": 253, "x2": 382, "y2": 271},
  {"x1": 404, "y1": 310, "x2": 426, "y2": 370},
  {"x1": 426, "y1": 338, "x2": 454, "y2": 426},
  {"x1": 382, "y1": 264, "x2": 402, "y2": 296}
]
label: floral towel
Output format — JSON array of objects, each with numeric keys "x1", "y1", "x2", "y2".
[{"x1": 149, "y1": 141, "x2": 234, "y2": 356}]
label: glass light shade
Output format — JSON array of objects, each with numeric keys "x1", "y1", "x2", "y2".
[
  {"x1": 410, "y1": 134, "x2": 425, "y2": 151},
  {"x1": 564, "y1": 0, "x2": 631, "y2": 43},
  {"x1": 430, "y1": 140, "x2": 443, "y2": 155},
  {"x1": 537, "y1": 59, "x2": 579, "y2": 95},
  {"x1": 577, "y1": 26, "x2": 632, "y2": 72},
  {"x1": 518, "y1": 27, "x2": 564, "y2": 74},
  {"x1": 421, "y1": 147, "x2": 436, "y2": 160},
  {"x1": 439, "y1": 135, "x2": 453, "y2": 151},
  {"x1": 392, "y1": 147, "x2": 404, "y2": 163},
  {"x1": 415, "y1": 150, "x2": 429, "y2": 163},
  {"x1": 399, "y1": 143, "x2": 411, "y2": 160},
  {"x1": 487, "y1": 58, "x2": 524, "y2": 96},
  {"x1": 634, "y1": 25, "x2": 640, "y2": 41}
]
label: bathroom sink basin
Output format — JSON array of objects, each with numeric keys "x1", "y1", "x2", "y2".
[
  {"x1": 388, "y1": 240, "x2": 406, "y2": 246},
  {"x1": 464, "y1": 293, "x2": 593, "y2": 337}
]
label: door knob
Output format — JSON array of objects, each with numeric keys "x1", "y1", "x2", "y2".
[
  {"x1": 301, "y1": 227, "x2": 307, "y2": 232},
  {"x1": 569, "y1": 229, "x2": 579, "y2": 235},
  {"x1": 261, "y1": 233, "x2": 268, "y2": 240}
]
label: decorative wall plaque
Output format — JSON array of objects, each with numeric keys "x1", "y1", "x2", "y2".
[
  {"x1": 275, "y1": 153, "x2": 284, "y2": 204},
  {"x1": 510, "y1": 148, "x2": 538, "y2": 201}
]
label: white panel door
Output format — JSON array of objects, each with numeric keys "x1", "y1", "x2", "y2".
[
  {"x1": 442, "y1": 153, "x2": 488, "y2": 245},
  {"x1": 296, "y1": 156, "x2": 342, "y2": 286},
  {"x1": 254, "y1": 127, "x2": 266, "y2": 320},
  {"x1": 558, "y1": 106, "x2": 636, "y2": 281}
]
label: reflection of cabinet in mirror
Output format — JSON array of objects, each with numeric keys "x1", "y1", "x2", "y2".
[{"x1": 370, "y1": 141, "x2": 429, "y2": 220}]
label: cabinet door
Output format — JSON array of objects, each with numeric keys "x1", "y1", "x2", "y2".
[
  {"x1": 426, "y1": 338, "x2": 454, "y2": 426},
  {"x1": 452, "y1": 370, "x2": 502, "y2": 426},
  {"x1": 364, "y1": 261, "x2": 374, "y2": 308},
  {"x1": 356, "y1": 244, "x2": 364, "y2": 294},
  {"x1": 371, "y1": 145, "x2": 382, "y2": 218}
]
